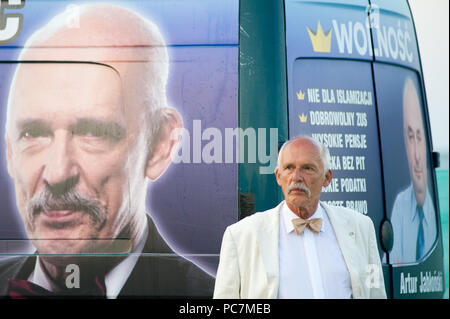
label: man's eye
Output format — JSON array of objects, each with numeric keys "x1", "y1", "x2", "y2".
[
  {"x1": 416, "y1": 133, "x2": 422, "y2": 142},
  {"x1": 72, "y1": 125, "x2": 111, "y2": 140},
  {"x1": 74, "y1": 127, "x2": 103, "y2": 138},
  {"x1": 20, "y1": 128, "x2": 50, "y2": 139},
  {"x1": 72, "y1": 122, "x2": 125, "y2": 142}
]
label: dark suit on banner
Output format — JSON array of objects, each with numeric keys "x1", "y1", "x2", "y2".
[{"x1": 0, "y1": 216, "x2": 214, "y2": 298}]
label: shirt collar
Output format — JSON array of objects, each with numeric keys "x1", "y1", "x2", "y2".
[
  {"x1": 409, "y1": 184, "x2": 431, "y2": 225},
  {"x1": 30, "y1": 257, "x2": 54, "y2": 292},
  {"x1": 281, "y1": 201, "x2": 326, "y2": 234},
  {"x1": 105, "y1": 220, "x2": 148, "y2": 299},
  {"x1": 29, "y1": 220, "x2": 149, "y2": 299}
]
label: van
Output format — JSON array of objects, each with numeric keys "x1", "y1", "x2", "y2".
[{"x1": 0, "y1": 0, "x2": 445, "y2": 298}]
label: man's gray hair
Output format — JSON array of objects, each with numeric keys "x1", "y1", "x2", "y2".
[{"x1": 276, "y1": 135, "x2": 331, "y2": 174}]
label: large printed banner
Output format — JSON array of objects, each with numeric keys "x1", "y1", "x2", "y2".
[{"x1": 0, "y1": 0, "x2": 238, "y2": 297}]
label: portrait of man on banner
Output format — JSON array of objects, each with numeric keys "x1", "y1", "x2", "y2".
[
  {"x1": 0, "y1": 3, "x2": 214, "y2": 298},
  {"x1": 390, "y1": 77, "x2": 437, "y2": 264}
]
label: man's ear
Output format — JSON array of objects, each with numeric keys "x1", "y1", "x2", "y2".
[
  {"x1": 5, "y1": 134, "x2": 14, "y2": 178},
  {"x1": 274, "y1": 167, "x2": 282, "y2": 186},
  {"x1": 323, "y1": 169, "x2": 333, "y2": 187},
  {"x1": 145, "y1": 107, "x2": 183, "y2": 181}
]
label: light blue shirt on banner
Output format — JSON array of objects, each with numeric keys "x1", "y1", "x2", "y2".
[{"x1": 390, "y1": 184, "x2": 437, "y2": 264}]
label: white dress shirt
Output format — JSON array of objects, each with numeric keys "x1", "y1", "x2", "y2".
[
  {"x1": 28, "y1": 222, "x2": 148, "y2": 299},
  {"x1": 277, "y1": 202, "x2": 352, "y2": 299}
]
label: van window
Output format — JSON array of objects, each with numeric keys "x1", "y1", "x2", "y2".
[{"x1": 373, "y1": 63, "x2": 439, "y2": 264}]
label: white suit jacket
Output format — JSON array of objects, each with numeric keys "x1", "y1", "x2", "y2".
[{"x1": 213, "y1": 201, "x2": 387, "y2": 299}]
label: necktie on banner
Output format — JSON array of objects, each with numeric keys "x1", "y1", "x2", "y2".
[
  {"x1": 7, "y1": 276, "x2": 106, "y2": 299},
  {"x1": 292, "y1": 217, "x2": 322, "y2": 235},
  {"x1": 416, "y1": 206, "x2": 425, "y2": 260}
]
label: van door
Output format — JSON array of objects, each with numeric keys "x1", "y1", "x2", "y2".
[
  {"x1": 371, "y1": 0, "x2": 445, "y2": 298},
  {"x1": 373, "y1": 63, "x2": 445, "y2": 298}
]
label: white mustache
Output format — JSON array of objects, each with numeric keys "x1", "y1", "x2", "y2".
[
  {"x1": 26, "y1": 187, "x2": 106, "y2": 230},
  {"x1": 287, "y1": 182, "x2": 311, "y2": 198}
]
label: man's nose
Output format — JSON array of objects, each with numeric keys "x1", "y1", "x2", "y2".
[
  {"x1": 292, "y1": 168, "x2": 304, "y2": 182},
  {"x1": 42, "y1": 131, "x2": 79, "y2": 195},
  {"x1": 413, "y1": 137, "x2": 421, "y2": 164}
]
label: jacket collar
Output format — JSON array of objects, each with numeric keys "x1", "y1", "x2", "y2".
[
  {"x1": 257, "y1": 202, "x2": 282, "y2": 298},
  {"x1": 321, "y1": 202, "x2": 361, "y2": 298}
]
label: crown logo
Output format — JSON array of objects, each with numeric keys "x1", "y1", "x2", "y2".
[
  {"x1": 296, "y1": 90, "x2": 305, "y2": 100},
  {"x1": 299, "y1": 113, "x2": 307, "y2": 123},
  {"x1": 306, "y1": 21, "x2": 332, "y2": 53}
]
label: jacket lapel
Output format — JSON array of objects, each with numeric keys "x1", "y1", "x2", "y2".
[
  {"x1": 257, "y1": 202, "x2": 282, "y2": 298},
  {"x1": 322, "y1": 202, "x2": 361, "y2": 298}
]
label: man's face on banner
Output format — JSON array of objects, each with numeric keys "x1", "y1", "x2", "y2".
[
  {"x1": 403, "y1": 80, "x2": 428, "y2": 207},
  {"x1": 5, "y1": 63, "x2": 142, "y2": 255}
]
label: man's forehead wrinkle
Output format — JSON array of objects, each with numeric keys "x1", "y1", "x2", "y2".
[
  {"x1": 403, "y1": 80, "x2": 421, "y2": 113},
  {"x1": 280, "y1": 140, "x2": 322, "y2": 170},
  {"x1": 404, "y1": 95, "x2": 420, "y2": 114},
  {"x1": 11, "y1": 63, "x2": 122, "y2": 99},
  {"x1": 9, "y1": 63, "x2": 125, "y2": 123},
  {"x1": 403, "y1": 97, "x2": 423, "y2": 132},
  {"x1": 12, "y1": 60, "x2": 121, "y2": 76},
  {"x1": 16, "y1": 118, "x2": 48, "y2": 128},
  {"x1": 288, "y1": 139, "x2": 320, "y2": 155}
]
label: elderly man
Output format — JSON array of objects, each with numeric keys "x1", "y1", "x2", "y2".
[
  {"x1": 390, "y1": 78, "x2": 437, "y2": 264},
  {"x1": 0, "y1": 4, "x2": 213, "y2": 298},
  {"x1": 214, "y1": 136, "x2": 386, "y2": 299}
]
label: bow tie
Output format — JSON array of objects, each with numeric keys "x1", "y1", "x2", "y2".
[
  {"x1": 7, "y1": 277, "x2": 106, "y2": 299},
  {"x1": 292, "y1": 217, "x2": 322, "y2": 235}
]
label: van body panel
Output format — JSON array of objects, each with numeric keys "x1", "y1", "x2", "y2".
[{"x1": 0, "y1": 0, "x2": 444, "y2": 298}]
